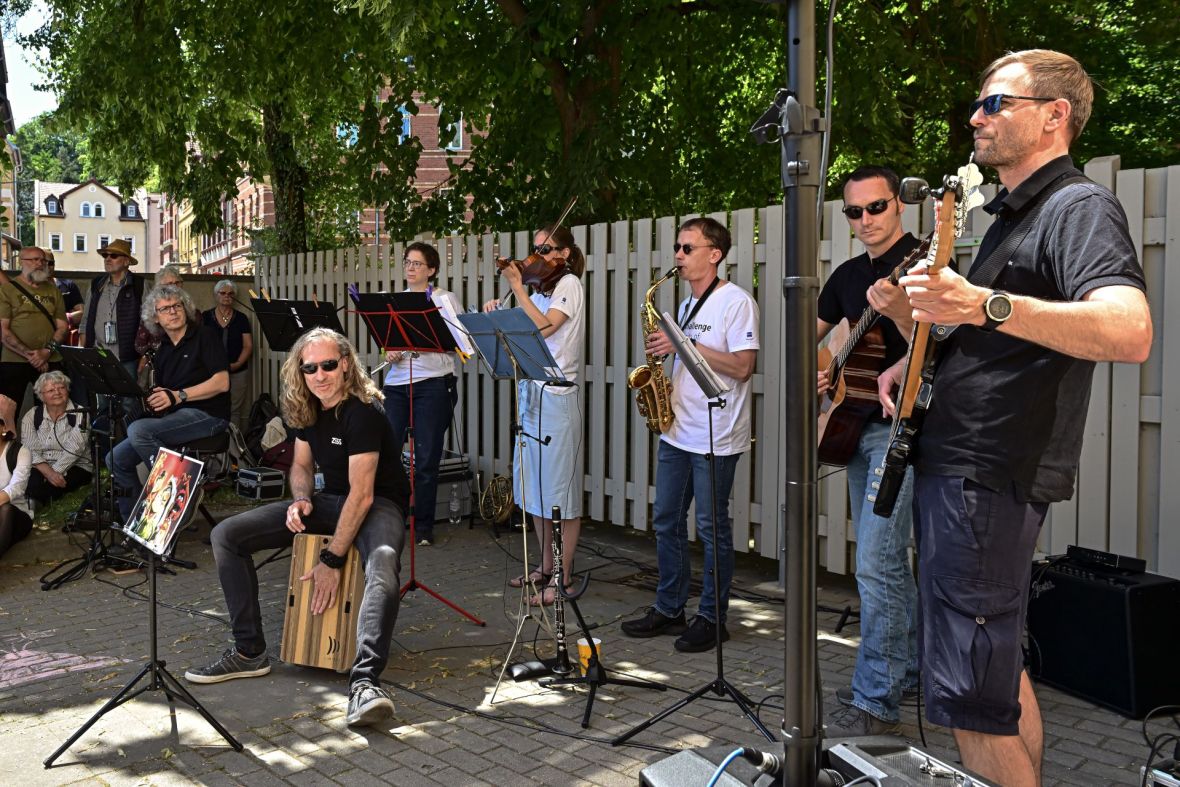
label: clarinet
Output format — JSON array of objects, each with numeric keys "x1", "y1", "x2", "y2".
[
  {"x1": 141, "y1": 347, "x2": 162, "y2": 417},
  {"x1": 550, "y1": 505, "x2": 574, "y2": 676}
]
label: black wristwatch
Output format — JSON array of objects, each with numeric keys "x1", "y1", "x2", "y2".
[
  {"x1": 319, "y1": 547, "x2": 346, "y2": 570},
  {"x1": 178, "y1": 389, "x2": 189, "y2": 402},
  {"x1": 980, "y1": 290, "x2": 1013, "y2": 332}
]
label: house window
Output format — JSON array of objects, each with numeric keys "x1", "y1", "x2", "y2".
[
  {"x1": 399, "y1": 108, "x2": 412, "y2": 142},
  {"x1": 125, "y1": 203, "x2": 138, "y2": 218},
  {"x1": 93, "y1": 202, "x2": 105, "y2": 218},
  {"x1": 80, "y1": 202, "x2": 92, "y2": 218},
  {"x1": 49, "y1": 233, "x2": 63, "y2": 251},
  {"x1": 74, "y1": 234, "x2": 87, "y2": 253},
  {"x1": 123, "y1": 236, "x2": 136, "y2": 253},
  {"x1": 98, "y1": 235, "x2": 111, "y2": 251},
  {"x1": 438, "y1": 107, "x2": 463, "y2": 150},
  {"x1": 46, "y1": 198, "x2": 60, "y2": 215}
]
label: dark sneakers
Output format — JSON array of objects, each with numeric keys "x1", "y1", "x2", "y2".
[
  {"x1": 184, "y1": 648, "x2": 271, "y2": 684},
  {"x1": 825, "y1": 704, "x2": 900, "y2": 737},
  {"x1": 346, "y1": 682, "x2": 395, "y2": 727},
  {"x1": 673, "y1": 615, "x2": 730, "y2": 653},
  {"x1": 620, "y1": 607, "x2": 687, "y2": 638}
]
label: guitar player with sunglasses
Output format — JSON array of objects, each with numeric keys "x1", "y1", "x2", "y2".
[{"x1": 815, "y1": 165, "x2": 921, "y2": 737}]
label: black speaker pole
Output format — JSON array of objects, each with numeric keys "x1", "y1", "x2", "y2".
[{"x1": 781, "y1": 0, "x2": 823, "y2": 783}]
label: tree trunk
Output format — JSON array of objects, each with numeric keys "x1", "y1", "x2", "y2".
[{"x1": 262, "y1": 102, "x2": 309, "y2": 254}]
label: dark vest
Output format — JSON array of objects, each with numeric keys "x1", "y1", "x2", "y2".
[{"x1": 84, "y1": 273, "x2": 144, "y2": 359}]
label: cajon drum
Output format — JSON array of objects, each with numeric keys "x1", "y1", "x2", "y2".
[{"x1": 280, "y1": 534, "x2": 364, "y2": 672}]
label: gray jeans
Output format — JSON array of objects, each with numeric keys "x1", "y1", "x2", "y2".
[{"x1": 210, "y1": 493, "x2": 405, "y2": 687}]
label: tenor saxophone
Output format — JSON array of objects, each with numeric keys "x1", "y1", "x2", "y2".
[{"x1": 628, "y1": 269, "x2": 677, "y2": 433}]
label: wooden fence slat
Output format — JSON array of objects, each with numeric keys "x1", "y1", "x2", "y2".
[
  {"x1": 609, "y1": 219, "x2": 630, "y2": 527},
  {"x1": 630, "y1": 219, "x2": 655, "y2": 531},
  {"x1": 760, "y1": 204, "x2": 785, "y2": 559},
  {"x1": 586, "y1": 222, "x2": 609, "y2": 522},
  {"x1": 1157, "y1": 166, "x2": 1180, "y2": 576}
]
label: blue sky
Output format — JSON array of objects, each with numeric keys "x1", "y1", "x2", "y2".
[{"x1": 5, "y1": 1, "x2": 59, "y2": 130}]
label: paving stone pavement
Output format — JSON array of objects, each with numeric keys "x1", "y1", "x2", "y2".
[{"x1": 0, "y1": 508, "x2": 1160, "y2": 786}]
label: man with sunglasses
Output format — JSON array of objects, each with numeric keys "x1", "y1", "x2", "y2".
[
  {"x1": 188, "y1": 328, "x2": 410, "y2": 729},
  {"x1": 816, "y1": 165, "x2": 921, "y2": 737},
  {"x1": 79, "y1": 239, "x2": 146, "y2": 405},
  {"x1": 877, "y1": 50, "x2": 1150, "y2": 786},
  {"x1": 107, "y1": 285, "x2": 230, "y2": 522},
  {"x1": 621, "y1": 217, "x2": 760, "y2": 652}
]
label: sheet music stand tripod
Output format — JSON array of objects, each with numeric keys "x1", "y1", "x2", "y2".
[
  {"x1": 44, "y1": 460, "x2": 242, "y2": 767},
  {"x1": 458, "y1": 308, "x2": 570, "y2": 700},
  {"x1": 40, "y1": 346, "x2": 150, "y2": 589},
  {"x1": 612, "y1": 313, "x2": 775, "y2": 745},
  {"x1": 352, "y1": 291, "x2": 484, "y2": 626}
]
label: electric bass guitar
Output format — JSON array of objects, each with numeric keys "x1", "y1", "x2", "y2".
[
  {"x1": 817, "y1": 236, "x2": 932, "y2": 466},
  {"x1": 869, "y1": 160, "x2": 984, "y2": 516}
]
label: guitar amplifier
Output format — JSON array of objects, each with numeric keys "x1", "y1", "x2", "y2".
[
  {"x1": 280, "y1": 534, "x2": 364, "y2": 672},
  {"x1": 1027, "y1": 555, "x2": 1180, "y2": 718}
]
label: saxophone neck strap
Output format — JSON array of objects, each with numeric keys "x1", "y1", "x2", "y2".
[{"x1": 679, "y1": 276, "x2": 722, "y2": 331}]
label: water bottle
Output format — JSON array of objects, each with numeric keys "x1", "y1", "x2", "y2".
[{"x1": 448, "y1": 483, "x2": 462, "y2": 525}]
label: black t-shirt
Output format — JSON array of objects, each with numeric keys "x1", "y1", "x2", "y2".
[
  {"x1": 818, "y1": 233, "x2": 922, "y2": 423},
  {"x1": 152, "y1": 323, "x2": 231, "y2": 420},
  {"x1": 56, "y1": 279, "x2": 84, "y2": 311},
  {"x1": 295, "y1": 396, "x2": 409, "y2": 512},
  {"x1": 202, "y1": 308, "x2": 253, "y2": 371},
  {"x1": 917, "y1": 156, "x2": 1146, "y2": 502}
]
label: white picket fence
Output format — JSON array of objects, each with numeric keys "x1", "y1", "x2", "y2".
[{"x1": 254, "y1": 154, "x2": 1179, "y2": 577}]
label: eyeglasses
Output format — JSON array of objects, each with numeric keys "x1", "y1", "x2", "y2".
[
  {"x1": 969, "y1": 93, "x2": 1056, "y2": 117},
  {"x1": 673, "y1": 243, "x2": 716, "y2": 255},
  {"x1": 299, "y1": 358, "x2": 342, "y2": 375},
  {"x1": 404, "y1": 259, "x2": 429, "y2": 269},
  {"x1": 156, "y1": 303, "x2": 185, "y2": 315},
  {"x1": 531, "y1": 244, "x2": 562, "y2": 256},
  {"x1": 841, "y1": 198, "x2": 895, "y2": 220}
]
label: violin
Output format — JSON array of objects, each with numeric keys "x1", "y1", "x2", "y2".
[{"x1": 495, "y1": 253, "x2": 568, "y2": 294}]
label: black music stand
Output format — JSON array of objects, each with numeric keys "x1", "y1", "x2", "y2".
[
  {"x1": 612, "y1": 319, "x2": 775, "y2": 745},
  {"x1": 352, "y1": 291, "x2": 484, "y2": 626},
  {"x1": 252, "y1": 297, "x2": 345, "y2": 352},
  {"x1": 458, "y1": 308, "x2": 570, "y2": 700},
  {"x1": 44, "y1": 453, "x2": 242, "y2": 767},
  {"x1": 40, "y1": 346, "x2": 145, "y2": 590}
]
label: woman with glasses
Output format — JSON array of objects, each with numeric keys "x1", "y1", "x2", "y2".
[
  {"x1": 203, "y1": 280, "x2": 254, "y2": 431},
  {"x1": 0, "y1": 415, "x2": 34, "y2": 559},
  {"x1": 483, "y1": 226, "x2": 586, "y2": 605},
  {"x1": 21, "y1": 371, "x2": 93, "y2": 505},
  {"x1": 382, "y1": 242, "x2": 462, "y2": 546}
]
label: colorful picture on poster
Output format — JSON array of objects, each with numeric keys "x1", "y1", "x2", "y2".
[{"x1": 123, "y1": 448, "x2": 205, "y2": 556}]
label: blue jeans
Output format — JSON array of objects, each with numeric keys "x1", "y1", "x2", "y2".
[
  {"x1": 384, "y1": 375, "x2": 456, "y2": 539},
  {"x1": 107, "y1": 407, "x2": 228, "y2": 521},
  {"x1": 846, "y1": 420, "x2": 919, "y2": 722},
  {"x1": 210, "y1": 494, "x2": 405, "y2": 687},
  {"x1": 652, "y1": 440, "x2": 741, "y2": 624}
]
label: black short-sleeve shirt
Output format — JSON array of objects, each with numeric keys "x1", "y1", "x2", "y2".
[
  {"x1": 917, "y1": 156, "x2": 1146, "y2": 503},
  {"x1": 295, "y1": 396, "x2": 409, "y2": 513},
  {"x1": 57, "y1": 279, "x2": 84, "y2": 312},
  {"x1": 818, "y1": 233, "x2": 922, "y2": 423},
  {"x1": 152, "y1": 322, "x2": 231, "y2": 420},
  {"x1": 202, "y1": 308, "x2": 253, "y2": 371}
]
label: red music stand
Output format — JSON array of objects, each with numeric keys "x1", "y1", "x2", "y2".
[{"x1": 350, "y1": 289, "x2": 485, "y2": 626}]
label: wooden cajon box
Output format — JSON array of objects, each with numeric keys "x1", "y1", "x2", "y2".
[{"x1": 280, "y1": 534, "x2": 364, "y2": 672}]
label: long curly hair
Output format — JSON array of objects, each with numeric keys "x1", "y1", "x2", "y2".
[{"x1": 280, "y1": 327, "x2": 383, "y2": 429}]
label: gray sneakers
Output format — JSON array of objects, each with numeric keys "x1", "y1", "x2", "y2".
[
  {"x1": 347, "y1": 682, "x2": 395, "y2": 727},
  {"x1": 825, "y1": 704, "x2": 900, "y2": 737},
  {"x1": 184, "y1": 648, "x2": 271, "y2": 684}
]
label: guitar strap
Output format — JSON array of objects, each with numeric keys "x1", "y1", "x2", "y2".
[{"x1": 932, "y1": 173, "x2": 1088, "y2": 342}]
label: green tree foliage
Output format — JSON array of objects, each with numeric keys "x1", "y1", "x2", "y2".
[
  {"x1": 8, "y1": 111, "x2": 93, "y2": 244},
  {"x1": 27, "y1": 1, "x2": 419, "y2": 253}
]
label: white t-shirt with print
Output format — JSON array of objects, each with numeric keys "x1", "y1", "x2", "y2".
[
  {"x1": 529, "y1": 273, "x2": 584, "y2": 394},
  {"x1": 383, "y1": 287, "x2": 462, "y2": 386},
  {"x1": 661, "y1": 281, "x2": 760, "y2": 456}
]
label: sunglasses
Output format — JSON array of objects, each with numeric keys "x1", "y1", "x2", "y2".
[
  {"x1": 299, "y1": 358, "x2": 342, "y2": 375},
  {"x1": 673, "y1": 242, "x2": 716, "y2": 255},
  {"x1": 969, "y1": 93, "x2": 1055, "y2": 117},
  {"x1": 841, "y1": 198, "x2": 895, "y2": 220},
  {"x1": 156, "y1": 303, "x2": 185, "y2": 314},
  {"x1": 531, "y1": 244, "x2": 562, "y2": 256}
]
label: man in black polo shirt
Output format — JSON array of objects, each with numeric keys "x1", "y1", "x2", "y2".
[
  {"x1": 186, "y1": 327, "x2": 410, "y2": 729},
  {"x1": 817, "y1": 165, "x2": 920, "y2": 737},
  {"x1": 107, "y1": 284, "x2": 230, "y2": 521},
  {"x1": 879, "y1": 50, "x2": 1151, "y2": 785}
]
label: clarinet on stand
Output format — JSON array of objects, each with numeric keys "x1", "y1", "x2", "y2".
[{"x1": 549, "y1": 505, "x2": 574, "y2": 676}]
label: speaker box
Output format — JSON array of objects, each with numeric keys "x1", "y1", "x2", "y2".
[{"x1": 1027, "y1": 557, "x2": 1180, "y2": 718}]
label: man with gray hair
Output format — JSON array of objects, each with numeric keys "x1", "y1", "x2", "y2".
[
  {"x1": 0, "y1": 246, "x2": 69, "y2": 433},
  {"x1": 107, "y1": 285, "x2": 230, "y2": 521}
]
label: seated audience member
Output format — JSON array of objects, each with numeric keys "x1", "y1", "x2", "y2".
[
  {"x1": 0, "y1": 420, "x2": 34, "y2": 559},
  {"x1": 107, "y1": 285, "x2": 229, "y2": 522},
  {"x1": 22, "y1": 371, "x2": 93, "y2": 505}
]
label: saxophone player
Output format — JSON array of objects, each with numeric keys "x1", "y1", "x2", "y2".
[{"x1": 621, "y1": 218, "x2": 760, "y2": 652}]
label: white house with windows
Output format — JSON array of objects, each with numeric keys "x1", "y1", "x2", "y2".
[{"x1": 34, "y1": 178, "x2": 146, "y2": 272}]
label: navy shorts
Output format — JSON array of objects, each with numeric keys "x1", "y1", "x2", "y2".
[{"x1": 913, "y1": 474, "x2": 1046, "y2": 735}]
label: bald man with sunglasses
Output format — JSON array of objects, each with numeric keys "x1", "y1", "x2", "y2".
[{"x1": 815, "y1": 165, "x2": 921, "y2": 737}]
